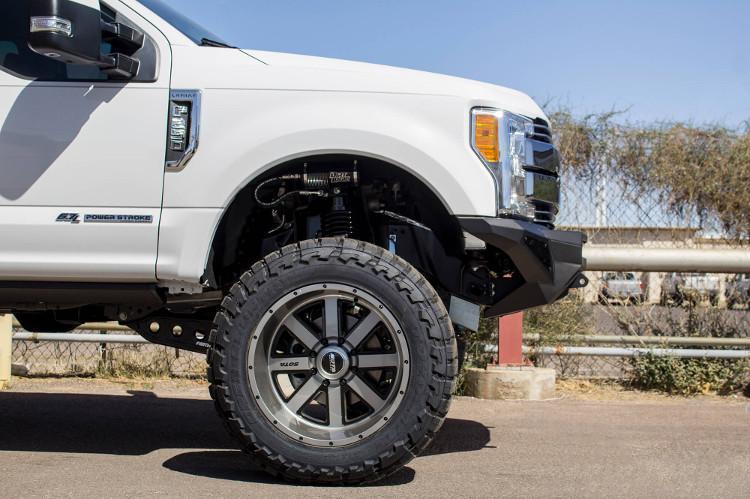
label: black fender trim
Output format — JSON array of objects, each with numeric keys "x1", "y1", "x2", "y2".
[{"x1": 459, "y1": 217, "x2": 587, "y2": 317}]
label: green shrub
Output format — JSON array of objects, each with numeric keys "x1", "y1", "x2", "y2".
[
  {"x1": 629, "y1": 354, "x2": 749, "y2": 395},
  {"x1": 622, "y1": 303, "x2": 750, "y2": 395},
  {"x1": 524, "y1": 296, "x2": 592, "y2": 346}
]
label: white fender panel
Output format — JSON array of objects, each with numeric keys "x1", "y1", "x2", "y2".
[{"x1": 156, "y1": 208, "x2": 223, "y2": 283}]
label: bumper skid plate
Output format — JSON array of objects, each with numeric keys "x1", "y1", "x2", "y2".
[{"x1": 459, "y1": 217, "x2": 587, "y2": 317}]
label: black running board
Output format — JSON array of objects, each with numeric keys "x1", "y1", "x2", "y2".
[{"x1": 0, "y1": 281, "x2": 164, "y2": 311}]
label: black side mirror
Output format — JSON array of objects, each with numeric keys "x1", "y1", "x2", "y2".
[
  {"x1": 28, "y1": 0, "x2": 144, "y2": 79},
  {"x1": 28, "y1": 0, "x2": 103, "y2": 65}
]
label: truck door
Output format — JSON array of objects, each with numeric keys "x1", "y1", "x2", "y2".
[{"x1": 0, "y1": 0, "x2": 171, "y2": 282}]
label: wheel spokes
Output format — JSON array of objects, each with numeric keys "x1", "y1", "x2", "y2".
[
  {"x1": 268, "y1": 356, "x2": 310, "y2": 372},
  {"x1": 286, "y1": 375, "x2": 323, "y2": 414},
  {"x1": 251, "y1": 283, "x2": 410, "y2": 446},
  {"x1": 345, "y1": 312, "x2": 381, "y2": 350},
  {"x1": 323, "y1": 296, "x2": 340, "y2": 341},
  {"x1": 282, "y1": 315, "x2": 319, "y2": 351},
  {"x1": 357, "y1": 353, "x2": 400, "y2": 369},
  {"x1": 327, "y1": 384, "x2": 344, "y2": 426},
  {"x1": 347, "y1": 375, "x2": 386, "y2": 413}
]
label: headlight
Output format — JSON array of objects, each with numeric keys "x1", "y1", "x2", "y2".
[{"x1": 471, "y1": 108, "x2": 535, "y2": 218}]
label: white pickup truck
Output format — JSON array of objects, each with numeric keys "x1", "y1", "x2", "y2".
[{"x1": 0, "y1": 0, "x2": 586, "y2": 484}]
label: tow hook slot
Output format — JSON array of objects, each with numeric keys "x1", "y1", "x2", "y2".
[{"x1": 570, "y1": 273, "x2": 589, "y2": 289}]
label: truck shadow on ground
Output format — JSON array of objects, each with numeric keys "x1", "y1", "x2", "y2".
[{"x1": 0, "y1": 389, "x2": 492, "y2": 486}]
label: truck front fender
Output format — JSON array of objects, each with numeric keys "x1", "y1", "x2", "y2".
[{"x1": 157, "y1": 91, "x2": 497, "y2": 284}]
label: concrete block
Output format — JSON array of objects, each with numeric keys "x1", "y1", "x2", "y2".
[{"x1": 464, "y1": 366, "x2": 556, "y2": 400}]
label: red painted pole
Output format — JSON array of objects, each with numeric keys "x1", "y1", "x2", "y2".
[{"x1": 497, "y1": 312, "x2": 525, "y2": 366}]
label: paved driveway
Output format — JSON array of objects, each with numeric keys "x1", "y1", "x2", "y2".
[{"x1": 0, "y1": 380, "x2": 748, "y2": 497}]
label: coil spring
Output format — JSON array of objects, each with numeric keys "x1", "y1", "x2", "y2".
[
  {"x1": 302, "y1": 172, "x2": 329, "y2": 189},
  {"x1": 322, "y1": 209, "x2": 354, "y2": 237}
]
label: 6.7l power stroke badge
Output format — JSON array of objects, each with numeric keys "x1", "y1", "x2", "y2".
[{"x1": 56, "y1": 213, "x2": 153, "y2": 224}]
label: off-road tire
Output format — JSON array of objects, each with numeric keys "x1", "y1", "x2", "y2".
[{"x1": 207, "y1": 238, "x2": 457, "y2": 484}]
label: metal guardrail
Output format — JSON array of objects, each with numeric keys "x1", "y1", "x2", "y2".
[
  {"x1": 524, "y1": 345, "x2": 750, "y2": 359},
  {"x1": 11, "y1": 319, "x2": 130, "y2": 332},
  {"x1": 582, "y1": 247, "x2": 750, "y2": 272},
  {"x1": 522, "y1": 334, "x2": 750, "y2": 347},
  {"x1": 12, "y1": 332, "x2": 148, "y2": 344},
  {"x1": 481, "y1": 333, "x2": 750, "y2": 359}
]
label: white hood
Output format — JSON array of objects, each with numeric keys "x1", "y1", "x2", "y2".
[{"x1": 243, "y1": 49, "x2": 546, "y2": 120}]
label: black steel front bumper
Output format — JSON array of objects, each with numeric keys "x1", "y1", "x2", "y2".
[{"x1": 459, "y1": 217, "x2": 587, "y2": 317}]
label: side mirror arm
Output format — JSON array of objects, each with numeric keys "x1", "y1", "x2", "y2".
[
  {"x1": 100, "y1": 53, "x2": 140, "y2": 79},
  {"x1": 101, "y1": 20, "x2": 144, "y2": 53},
  {"x1": 100, "y1": 20, "x2": 145, "y2": 79}
]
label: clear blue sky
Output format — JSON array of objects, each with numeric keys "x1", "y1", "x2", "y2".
[{"x1": 167, "y1": 0, "x2": 750, "y2": 127}]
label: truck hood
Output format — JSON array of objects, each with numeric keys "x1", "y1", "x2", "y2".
[{"x1": 243, "y1": 49, "x2": 547, "y2": 120}]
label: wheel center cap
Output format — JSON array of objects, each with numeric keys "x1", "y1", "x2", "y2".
[{"x1": 316, "y1": 345, "x2": 350, "y2": 380}]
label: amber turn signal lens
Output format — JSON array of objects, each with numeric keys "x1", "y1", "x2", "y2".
[{"x1": 474, "y1": 113, "x2": 499, "y2": 163}]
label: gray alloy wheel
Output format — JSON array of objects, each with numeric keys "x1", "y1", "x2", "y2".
[
  {"x1": 208, "y1": 238, "x2": 457, "y2": 484},
  {"x1": 247, "y1": 283, "x2": 410, "y2": 447}
]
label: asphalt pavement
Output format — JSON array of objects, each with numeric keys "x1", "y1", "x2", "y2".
[{"x1": 0, "y1": 379, "x2": 748, "y2": 498}]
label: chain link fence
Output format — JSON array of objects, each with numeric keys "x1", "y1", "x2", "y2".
[
  {"x1": 11, "y1": 325, "x2": 205, "y2": 378},
  {"x1": 518, "y1": 160, "x2": 750, "y2": 388}
]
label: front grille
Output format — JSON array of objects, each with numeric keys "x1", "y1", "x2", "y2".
[
  {"x1": 531, "y1": 200, "x2": 557, "y2": 228},
  {"x1": 528, "y1": 118, "x2": 557, "y2": 227},
  {"x1": 532, "y1": 118, "x2": 553, "y2": 144}
]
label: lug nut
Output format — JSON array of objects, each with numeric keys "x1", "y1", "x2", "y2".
[
  {"x1": 172, "y1": 325, "x2": 183, "y2": 337},
  {"x1": 149, "y1": 322, "x2": 160, "y2": 334}
]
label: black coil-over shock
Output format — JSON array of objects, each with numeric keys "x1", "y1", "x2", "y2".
[
  {"x1": 306, "y1": 162, "x2": 359, "y2": 238},
  {"x1": 323, "y1": 195, "x2": 355, "y2": 237}
]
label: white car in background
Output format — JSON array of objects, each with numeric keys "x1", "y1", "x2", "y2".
[
  {"x1": 662, "y1": 272, "x2": 721, "y2": 306},
  {"x1": 600, "y1": 272, "x2": 645, "y2": 304}
]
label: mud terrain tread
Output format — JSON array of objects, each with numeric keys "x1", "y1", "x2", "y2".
[{"x1": 207, "y1": 237, "x2": 457, "y2": 484}]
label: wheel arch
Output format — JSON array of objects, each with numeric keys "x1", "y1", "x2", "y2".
[
  {"x1": 217, "y1": 144, "x2": 462, "y2": 221},
  {"x1": 205, "y1": 152, "x2": 466, "y2": 290}
]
